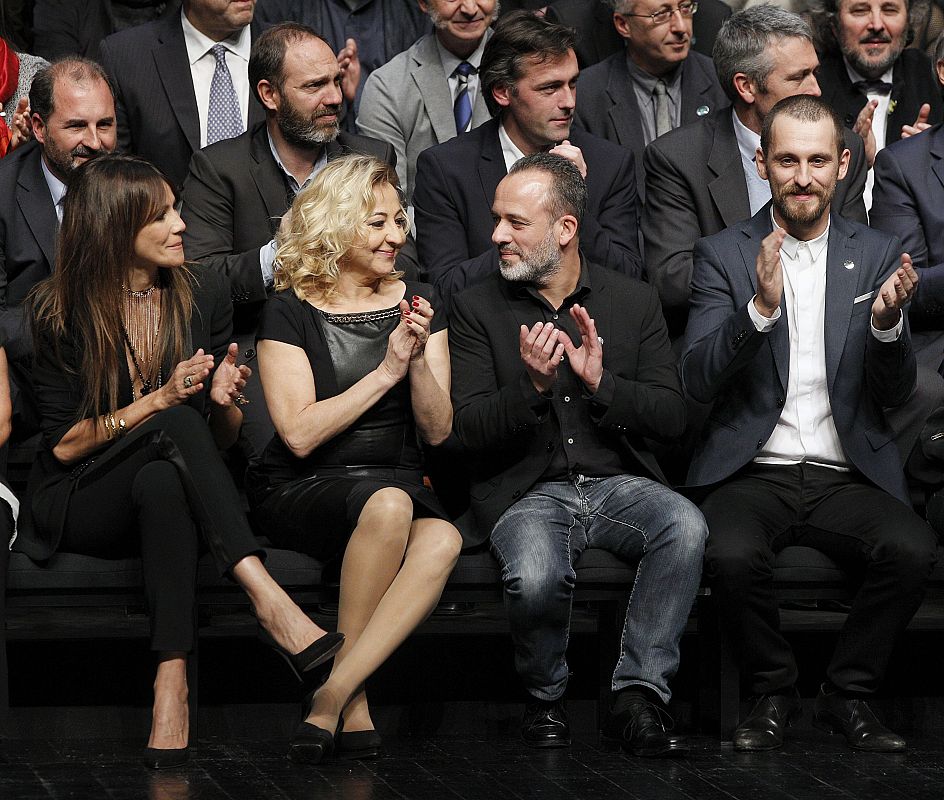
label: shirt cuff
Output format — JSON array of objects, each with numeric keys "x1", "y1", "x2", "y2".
[
  {"x1": 260, "y1": 240, "x2": 277, "y2": 287},
  {"x1": 871, "y1": 310, "x2": 903, "y2": 342},
  {"x1": 747, "y1": 296, "x2": 781, "y2": 332},
  {"x1": 519, "y1": 372, "x2": 551, "y2": 416}
]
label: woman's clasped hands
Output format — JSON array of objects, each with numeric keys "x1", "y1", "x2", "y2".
[{"x1": 378, "y1": 295, "x2": 435, "y2": 383}]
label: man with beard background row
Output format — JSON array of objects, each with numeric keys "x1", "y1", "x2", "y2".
[
  {"x1": 0, "y1": 57, "x2": 116, "y2": 431},
  {"x1": 412, "y1": 10, "x2": 642, "y2": 306},
  {"x1": 681, "y1": 94, "x2": 937, "y2": 753},
  {"x1": 180, "y1": 22, "x2": 405, "y2": 459},
  {"x1": 811, "y1": 0, "x2": 942, "y2": 208},
  {"x1": 99, "y1": 0, "x2": 265, "y2": 189},
  {"x1": 449, "y1": 151, "x2": 707, "y2": 754},
  {"x1": 356, "y1": 0, "x2": 497, "y2": 206}
]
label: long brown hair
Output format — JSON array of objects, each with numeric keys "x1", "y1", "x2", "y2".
[{"x1": 30, "y1": 154, "x2": 195, "y2": 421}]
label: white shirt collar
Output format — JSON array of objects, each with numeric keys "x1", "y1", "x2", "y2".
[
  {"x1": 435, "y1": 28, "x2": 489, "y2": 78},
  {"x1": 498, "y1": 121, "x2": 528, "y2": 172},
  {"x1": 39, "y1": 156, "x2": 67, "y2": 213},
  {"x1": 181, "y1": 8, "x2": 251, "y2": 65},
  {"x1": 732, "y1": 108, "x2": 761, "y2": 167},
  {"x1": 770, "y1": 206, "x2": 830, "y2": 261}
]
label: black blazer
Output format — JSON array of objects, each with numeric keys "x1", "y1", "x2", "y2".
[
  {"x1": 413, "y1": 117, "x2": 642, "y2": 305},
  {"x1": 574, "y1": 49, "x2": 727, "y2": 201},
  {"x1": 545, "y1": 0, "x2": 731, "y2": 67},
  {"x1": 450, "y1": 263, "x2": 683, "y2": 541},
  {"x1": 98, "y1": 14, "x2": 266, "y2": 189},
  {"x1": 682, "y1": 208, "x2": 915, "y2": 505},
  {"x1": 19, "y1": 268, "x2": 234, "y2": 561},
  {"x1": 180, "y1": 121, "x2": 398, "y2": 334},
  {"x1": 816, "y1": 50, "x2": 943, "y2": 148}
]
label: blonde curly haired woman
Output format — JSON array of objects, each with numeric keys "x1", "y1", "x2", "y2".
[{"x1": 248, "y1": 155, "x2": 462, "y2": 764}]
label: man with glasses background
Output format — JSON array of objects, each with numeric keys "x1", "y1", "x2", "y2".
[{"x1": 575, "y1": 0, "x2": 727, "y2": 202}]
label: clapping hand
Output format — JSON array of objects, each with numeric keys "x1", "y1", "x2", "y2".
[
  {"x1": 337, "y1": 38, "x2": 361, "y2": 106},
  {"x1": 753, "y1": 228, "x2": 786, "y2": 318},
  {"x1": 161, "y1": 349, "x2": 214, "y2": 408},
  {"x1": 872, "y1": 253, "x2": 919, "y2": 330},
  {"x1": 853, "y1": 99, "x2": 878, "y2": 167},
  {"x1": 560, "y1": 304, "x2": 603, "y2": 394},
  {"x1": 400, "y1": 295, "x2": 433, "y2": 360},
  {"x1": 210, "y1": 342, "x2": 252, "y2": 407},
  {"x1": 520, "y1": 321, "x2": 564, "y2": 394}
]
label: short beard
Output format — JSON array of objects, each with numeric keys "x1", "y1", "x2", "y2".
[
  {"x1": 772, "y1": 181, "x2": 836, "y2": 227},
  {"x1": 427, "y1": 0, "x2": 500, "y2": 30},
  {"x1": 498, "y1": 229, "x2": 562, "y2": 285},
  {"x1": 43, "y1": 141, "x2": 103, "y2": 183},
  {"x1": 841, "y1": 34, "x2": 906, "y2": 80},
  {"x1": 277, "y1": 102, "x2": 340, "y2": 148}
]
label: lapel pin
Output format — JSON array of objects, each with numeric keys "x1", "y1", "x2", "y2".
[
  {"x1": 696, "y1": 105, "x2": 709, "y2": 116},
  {"x1": 843, "y1": 260, "x2": 855, "y2": 270}
]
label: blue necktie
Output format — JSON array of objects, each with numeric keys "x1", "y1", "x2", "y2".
[
  {"x1": 207, "y1": 44, "x2": 243, "y2": 145},
  {"x1": 453, "y1": 62, "x2": 475, "y2": 135}
]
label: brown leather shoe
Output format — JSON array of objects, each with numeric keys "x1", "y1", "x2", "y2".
[
  {"x1": 733, "y1": 692, "x2": 802, "y2": 751},
  {"x1": 812, "y1": 685, "x2": 906, "y2": 752}
]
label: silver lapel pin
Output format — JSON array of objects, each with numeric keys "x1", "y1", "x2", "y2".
[{"x1": 843, "y1": 260, "x2": 855, "y2": 270}]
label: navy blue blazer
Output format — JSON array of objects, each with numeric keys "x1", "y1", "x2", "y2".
[
  {"x1": 871, "y1": 123, "x2": 944, "y2": 328},
  {"x1": 681, "y1": 207, "x2": 915, "y2": 505},
  {"x1": 413, "y1": 117, "x2": 643, "y2": 306}
]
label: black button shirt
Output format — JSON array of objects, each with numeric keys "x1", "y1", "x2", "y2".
[{"x1": 512, "y1": 263, "x2": 626, "y2": 481}]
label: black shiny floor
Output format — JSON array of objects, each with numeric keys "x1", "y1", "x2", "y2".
[{"x1": 3, "y1": 722, "x2": 944, "y2": 800}]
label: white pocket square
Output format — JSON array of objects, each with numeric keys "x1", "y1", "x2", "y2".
[{"x1": 853, "y1": 291, "x2": 874, "y2": 304}]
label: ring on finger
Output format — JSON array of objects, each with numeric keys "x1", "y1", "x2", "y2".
[{"x1": 183, "y1": 375, "x2": 193, "y2": 389}]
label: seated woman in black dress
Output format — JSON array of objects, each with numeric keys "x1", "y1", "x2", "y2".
[
  {"x1": 250, "y1": 155, "x2": 462, "y2": 763},
  {"x1": 22, "y1": 155, "x2": 344, "y2": 768}
]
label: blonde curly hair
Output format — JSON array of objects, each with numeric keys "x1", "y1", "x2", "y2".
[{"x1": 274, "y1": 155, "x2": 407, "y2": 301}]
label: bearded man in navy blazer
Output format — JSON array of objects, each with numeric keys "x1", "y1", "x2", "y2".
[
  {"x1": 683, "y1": 95, "x2": 937, "y2": 753},
  {"x1": 413, "y1": 10, "x2": 642, "y2": 306}
]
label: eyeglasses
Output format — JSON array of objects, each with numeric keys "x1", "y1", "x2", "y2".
[{"x1": 619, "y1": 1, "x2": 698, "y2": 25}]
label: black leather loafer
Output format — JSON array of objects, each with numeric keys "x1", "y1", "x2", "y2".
[
  {"x1": 521, "y1": 698, "x2": 570, "y2": 748},
  {"x1": 812, "y1": 686, "x2": 906, "y2": 752},
  {"x1": 602, "y1": 695, "x2": 688, "y2": 757},
  {"x1": 733, "y1": 692, "x2": 802, "y2": 751}
]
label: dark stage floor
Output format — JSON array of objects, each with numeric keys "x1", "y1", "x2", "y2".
[{"x1": 4, "y1": 720, "x2": 944, "y2": 800}]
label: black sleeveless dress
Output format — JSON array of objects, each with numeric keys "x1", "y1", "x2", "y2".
[{"x1": 247, "y1": 282, "x2": 449, "y2": 560}]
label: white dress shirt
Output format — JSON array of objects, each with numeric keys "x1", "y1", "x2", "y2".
[
  {"x1": 748, "y1": 211, "x2": 901, "y2": 469},
  {"x1": 732, "y1": 109, "x2": 771, "y2": 216},
  {"x1": 843, "y1": 61, "x2": 893, "y2": 212},
  {"x1": 181, "y1": 10, "x2": 251, "y2": 149},
  {"x1": 498, "y1": 122, "x2": 528, "y2": 172},
  {"x1": 40, "y1": 157, "x2": 67, "y2": 223}
]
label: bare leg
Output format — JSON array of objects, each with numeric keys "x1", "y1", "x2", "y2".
[
  {"x1": 231, "y1": 554, "x2": 329, "y2": 655},
  {"x1": 305, "y1": 515, "x2": 462, "y2": 731},
  {"x1": 148, "y1": 653, "x2": 188, "y2": 750}
]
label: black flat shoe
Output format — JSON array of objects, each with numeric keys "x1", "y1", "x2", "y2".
[
  {"x1": 287, "y1": 721, "x2": 335, "y2": 764},
  {"x1": 336, "y1": 727, "x2": 383, "y2": 760},
  {"x1": 257, "y1": 625, "x2": 344, "y2": 682},
  {"x1": 143, "y1": 746, "x2": 189, "y2": 769}
]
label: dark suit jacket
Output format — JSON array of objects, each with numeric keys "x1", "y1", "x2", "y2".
[
  {"x1": 816, "y1": 50, "x2": 943, "y2": 148},
  {"x1": 450, "y1": 263, "x2": 684, "y2": 540},
  {"x1": 33, "y1": 0, "x2": 181, "y2": 61},
  {"x1": 681, "y1": 208, "x2": 914, "y2": 505},
  {"x1": 545, "y1": 0, "x2": 731, "y2": 67},
  {"x1": 180, "y1": 120, "x2": 397, "y2": 333},
  {"x1": 871, "y1": 123, "x2": 944, "y2": 328},
  {"x1": 413, "y1": 117, "x2": 642, "y2": 304},
  {"x1": 98, "y1": 14, "x2": 266, "y2": 189},
  {"x1": 574, "y1": 49, "x2": 727, "y2": 201},
  {"x1": 642, "y1": 106, "x2": 868, "y2": 326},
  {"x1": 19, "y1": 268, "x2": 233, "y2": 561}
]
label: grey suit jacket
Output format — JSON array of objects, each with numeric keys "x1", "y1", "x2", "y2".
[
  {"x1": 574, "y1": 49, "x2": 726, "y2": 201},
  {"x1": 682, "y1": 208, "x2": 914, "y2": 505},
  {"x1": 642, "y1": 106, "x2": 869, "y2": 320},
  {"x1": 356, "y1": 33, "x2": 493, "y2": 203},
  {"x1": 99, "y1": 14, "x2": 266, "y2": 189}
]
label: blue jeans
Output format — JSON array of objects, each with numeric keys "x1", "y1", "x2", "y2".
[{"x1": 490, "y1": 475, "x2": 707, "y2": 704}]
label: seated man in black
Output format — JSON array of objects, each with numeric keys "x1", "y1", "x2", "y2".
[
  {"x1": 450, "y1": 152, "x2": 707, "y2": 755},
  {"x1": 682, "y1": 94, "x2": 937, "y2": 753}
]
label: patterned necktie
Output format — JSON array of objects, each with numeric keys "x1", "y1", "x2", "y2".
[
  {"x1": 207, "y1": 43, "x2": 243, "y2": 145},
  {"x1": 653, "y1": 79, "x2": 672, "y2": 138},
  {"x1": 453, "y1": 62, "x2": 475, "y2": 135}
]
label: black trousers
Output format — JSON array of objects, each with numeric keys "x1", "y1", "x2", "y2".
[
  {"x1": 59, "y1": 406, "x2": 261, "y2": 652},
  {"x1": 701, "y1": 463, "x2": 938, "y2": 696}
]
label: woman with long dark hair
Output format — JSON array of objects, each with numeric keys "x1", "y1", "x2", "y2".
[{"x1": 21, "y1": 154, "x2": 343, "y2": 768}]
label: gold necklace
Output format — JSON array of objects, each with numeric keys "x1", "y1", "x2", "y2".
[{"x1": 121, "y1": 283, "x2": 161, "y2": 396}]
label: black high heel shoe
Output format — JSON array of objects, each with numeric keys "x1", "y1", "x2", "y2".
[
  {"x1": 288, "y1": 691, "x2": 339, "y2": 764},
  {"x1": 336, "y1": 721, "x2": 382, "y2": 760},
  {"x1": 142, "y1": 746, "x2": 190, "y2": 769},
  {"x1": 257, "y1": 625, "x2": 344, "y2": 682}
]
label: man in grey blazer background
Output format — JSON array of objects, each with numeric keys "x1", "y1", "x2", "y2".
[
  {"x1": 683, "y1": 94, "x2": 937, "y2": 755},
  {"x1": 357, "y1": 0, "x2": 496, "y2": 205}
]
